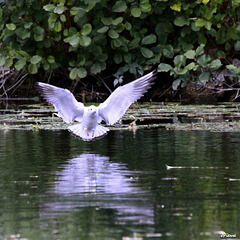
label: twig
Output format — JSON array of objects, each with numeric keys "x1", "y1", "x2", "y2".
[
  {"x1": 203, "y1": 85, "x2": 240, "y2": 92},
  {"x1": 233, "y1": 89, "x2": 240, "y2": 101},
  {"x1": 97, "y1": 75, "x2": 112, "y2": 94},
  {"x1": 159, "y1": 86, "x2": 172, "y2": 98},
  {"x1": 6, "y1": 73, "x2": 29, "y2": 96},
  {"x1": 47, "y1": 70, "x2": 53, "y2": 83}
]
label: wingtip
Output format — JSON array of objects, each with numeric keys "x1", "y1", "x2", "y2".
[
  {"x1": 35, "y1": 82, "x2": 45, "y2": 94},
  {"x1": 35, "y1": 82, "x2": 45, "y2": 90},
  {"x1": 150, "y1": 69, "x2": 157, "y2": 78}
]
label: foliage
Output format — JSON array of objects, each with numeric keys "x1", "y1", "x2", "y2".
[
  {"x1": 0, "y1": 0, "x2": 240, "y2": 89},
  {"x1": 156, "y1": 0, "x2": 240, "y2": 89}
]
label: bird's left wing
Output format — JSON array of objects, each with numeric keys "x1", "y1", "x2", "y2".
[
  {"x1": 36, "y1": 82, "x2": 84, "y2": 123},
  {"x1": 98, "y1": 71, "x2": 156, "y2": 125}
]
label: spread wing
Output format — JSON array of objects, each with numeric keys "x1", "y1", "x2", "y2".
[
  {"x1": 36, "y1": 82, "x2": 84, "y2": 123},
  {"x1": 98, "y1": 71, "x2": 156, "y2": 125}
]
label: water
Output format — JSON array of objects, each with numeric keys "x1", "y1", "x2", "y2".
[{"x1": 0, "y1": 128, "x2": 240, "y2": 239}]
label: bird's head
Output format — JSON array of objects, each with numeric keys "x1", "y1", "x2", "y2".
[{"x1": 87, "y1": 105, "x2": 98, "y2": 116}]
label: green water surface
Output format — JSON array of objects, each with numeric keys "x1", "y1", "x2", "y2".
[{"x1": 0, "y1": 128, "x2": 239, "y2": 240}]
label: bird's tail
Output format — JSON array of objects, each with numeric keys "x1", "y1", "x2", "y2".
[{"x1": 68, "y1": 123, "x2": 109, "y2": 141}]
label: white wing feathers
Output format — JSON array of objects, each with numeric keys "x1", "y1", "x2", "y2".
[
  {"x1": 98, "y1": 71, "x2": 156, "y2": 125},
  {"x1": 36, "y1": 82, "x2": 84, "y2": 123}
]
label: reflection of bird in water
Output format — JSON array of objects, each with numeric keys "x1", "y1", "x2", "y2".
[
  {"x1": 36, "y1": 71, "x2": 156, "y2": 141},
  {"x1": 42, "y1": 153, "x2": 154, "y2": 226},
  {"x1": 54, "y1": 153, "x2": 135, "y2": 194}
]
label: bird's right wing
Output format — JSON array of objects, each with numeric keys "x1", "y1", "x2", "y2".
[
  {"x1": 98, "y1": 71, "x2": 156, "y2": 125},
  {"x1": 36, "y1": 82, "x2": 84, "y2": 123}
]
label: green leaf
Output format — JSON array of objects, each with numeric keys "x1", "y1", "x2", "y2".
[
  {"x1": 33, "y1": 26, "x2": 44, "y2": 35},
  {"x1": 34, "y1": 33, "x2": 44, "y2": 42},
  {"x1": 28, "y1": 63, "x2": 38, "y2": 74},
  {"x1": 112, "y1": 1, "x2": 127, "y2": 12},
  {"x1": 131, "y1": 8, "x2": 141, "y2": 17},
  {"x1": 43, "y1": 4, "x2": 55, "y2": 12},
  {"x1": 108, "y1": 29, "x2": 119, "y2": 39},
  {"x1": 195, "y1": 18, "x2": 205, "y2": 27},
  {"x1": 140, "y1": 2, "x2": 152, "y2": 12},
  {"x1": 185, "y1": 62, "x2": 195, "y2": 71},
  {"x1": 197, "y1": 54, "x2": 211, "y2": 67},
  {"x1": 91, "y1": 62, "x2": 102, "y2": 74},
  {"x1": 129, "y1": 37, "x2": 140, "y2": 49},
  {"x1": 235, "y1": 41, "x2": 240, "y2": 51},
  {"x1": 16, "y1": 28, "x2": 31, "y2": 39},
  {"x1": 79, "y1": 35, "x2": 91, "y2": 47},
  {"x1": 97, "y1": 26, "x2": 109, "y2": 33},
  {"x1": 196, "y1": 44, "x2": 205, "y2": 56},
  {"x1": 101, "y1": 17, "x2": 113, "y2": 25},
  {"x1": 54, "y1": 5, "x2": 67, "y2": 14},
  {"x1": 70, "y1": 67, "x2": 87, "y2": 79},
  {"x1": 70, "y1": 7, "x2": 80, "y2": 15},
  {"x1": 171, "y1": 3, "x2": 181, "y2": 12},
  {"x1": 199, "y1": 72, "x2": 210, "y2": 83},
  {"x1": 125, "y1": 21, "x2": 132, "y2": 30},
  {"x1": 226, "y1": 64, "x2": 237, "y2": 70},
  {"x1": 217, "y1": 50, "x2": 226, "y2": 59},
  {"x1": 69, "y1": 68, "x2": 78, "y2": 79},
  {"x1": 60, "y1": 15, "x2": 66, "y2": 22},
  {"x1": 77, "y1": 55, "x2": 85, "y2": 66},
  {"x1": 227, "y1": 26, "x2": 237, "y2": 40},
  {"x1": 114, "y1": 52, "x2": 123, "y2": 64},
  {"x1": 174, "y1": 55, "x2": 186, "y2": 67},
  {"x1": 205, "y1": 21, "x2": 212, "y2": 30},
  {"x1": 177, "y1": 68, "x2": 188, "y2": 75},
  {"x1": 78, "y1": 67, "x2": 87, "y2": 78},
  {"x1": 112, "y1": 38, "x2": 122, "y2": 48},
  {"x1": 172, "y1": 79, "x2": 182, "y2": 90},
  {"x1": 184, "y1": 50, "x2": 196, "y2": 59},
  {"x1": 81, "y1": 23, "x2": 92, "y2": 36},
  {"x1": 15, "y1": 58, "x2": 26, "y2": 70},
  {"x1": 115, "y1": 23, "x2": 125, "y2": 33},
  {"x1": 43, "y1": 62, "x2": 50, "y2": 70},
  {"x1": 141, "y1": 34, "x2": 157, "y2": 45},
  {"x1": 6, "y1": 23, "x2": 16, "y2": 31},
  {"x1": 30, "y1": 55, "x2": 42, "y2": 64},
  {"x1": 54, "y1": 21, "x2": 62, "y2": 32},
  {"x1": 174, "y1": 16, "x2": 189, "y2": 27},
  {"x1": 124, "y1": 53, "x2": 131, "y2": 63},
  {"x1": 4, "y1": 58, "x2": 13, "y2": 68},
  {"x1": 0, "y1": 56, "x2": 6, "y2": 66},
  {"x1": 209, "y1": 59, "x2": 222, "y2": 69},
  {"x1": 216, "y1": 28, "x2": 227, "y2": 44},
  {"x1": 47, "y1": 56, "x2": 55, "y2": 64},
  {"x1": 112, "y1": 17, "x2": 123, "y2": 26},
  {"x1": 202, "y1": 0, "x2": 210, "y2": 4},
  {"x1": 158, "y1": 63, "x2": 173, "y2": 72},
  {"x1": 140, "y1": 47, "x2": 153, "y2": 58},
  {"x1": 24, "y1": 22, "x2": 33, "y2": 29},
  {"x1": 65, "y1": 35, "x2": 80, "y2": 46},
  {"x1": 163, "y1": 45, "x2": 174, "y2": 58}
]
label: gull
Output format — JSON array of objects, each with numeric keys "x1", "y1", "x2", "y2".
[{"x1": 36, "y1": 71, "x2": 156, "y2": 141}]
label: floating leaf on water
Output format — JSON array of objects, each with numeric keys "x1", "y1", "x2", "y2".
[
  {"x1": 166, "y1": 164, "x2": 199, "y2": 170},
  {"x1": 229, "y1": 178, "x2": 240, "y2": 181}
]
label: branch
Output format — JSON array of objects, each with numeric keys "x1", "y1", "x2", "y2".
[{"x1": 97, "y1": 75, "x2": 112, "y2": 94}]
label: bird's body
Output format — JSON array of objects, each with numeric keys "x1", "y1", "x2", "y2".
[
  {"x1": 36, "y1": 71, "x2": 156, "y2": 141},
  {"x1": 83, "y1": 106, "x2": 98, "y2": 132}
]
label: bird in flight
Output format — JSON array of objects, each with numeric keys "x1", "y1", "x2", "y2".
[{"x1": 36, "y1": 71, "x2": 156, "y2": 141}]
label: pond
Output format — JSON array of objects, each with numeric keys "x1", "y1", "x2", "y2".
[{"x1": 0, "y1": 128, "x2": 240, "y2": 239}]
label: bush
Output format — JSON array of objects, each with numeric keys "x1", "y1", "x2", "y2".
[{"x1": 0, "y1": 0, "x2": 240, "y2": 89}]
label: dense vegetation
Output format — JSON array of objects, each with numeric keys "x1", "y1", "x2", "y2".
[{"x1": 0, "y1": 0, "x2": 240, "y2": 99}]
